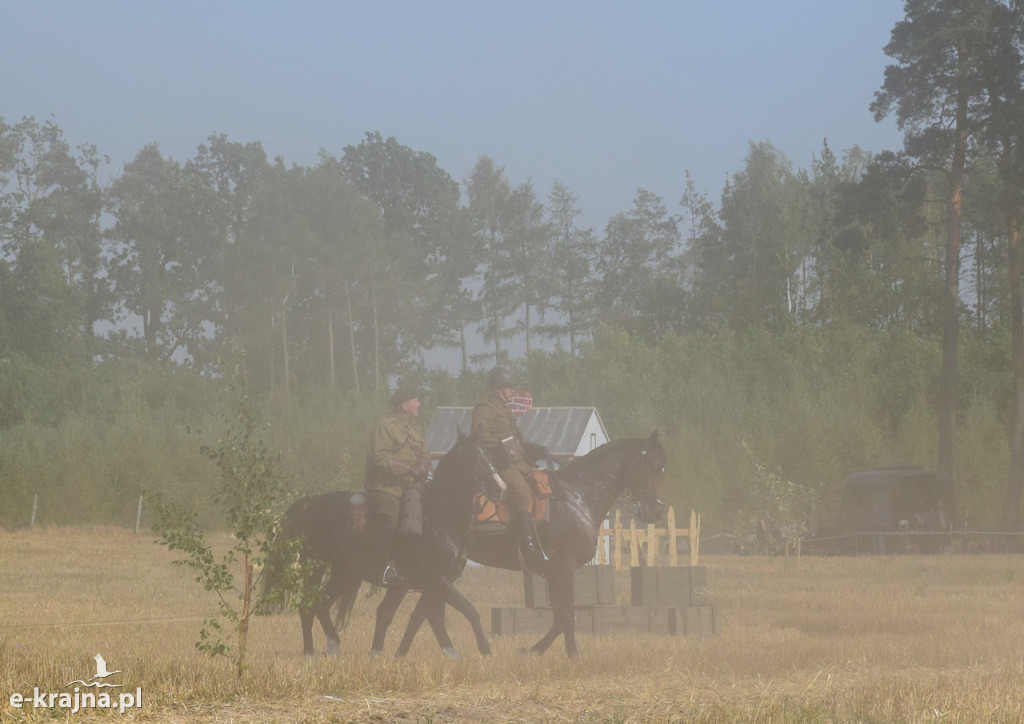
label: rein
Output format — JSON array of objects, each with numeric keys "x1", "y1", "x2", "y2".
[
  {"x1": 427, "y1": 437, "x2": 493, "y2": 527},
  {"x1": 557, "y1": 439, "x2": 663, "y2": 521}
]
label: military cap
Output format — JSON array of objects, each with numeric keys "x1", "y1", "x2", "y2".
[{"x1": 389, "y1": 387, "x2": 420, "y2": 408}]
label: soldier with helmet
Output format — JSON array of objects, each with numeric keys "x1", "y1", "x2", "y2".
[
  {"x1": 365, "y1": 386, "x2": 432, "y2": 586},
  {"x1": 472, "y1": 367, "x2": 548, "y2": 574}
]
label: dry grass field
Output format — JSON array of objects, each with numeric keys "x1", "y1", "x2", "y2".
[{"x1": 3, "y1": 527, "x2": 1024, "y2": 722}]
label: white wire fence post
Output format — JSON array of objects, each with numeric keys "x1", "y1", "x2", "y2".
[{"x1": 29, "y1": 494, "x2": 37, "y2": 528}]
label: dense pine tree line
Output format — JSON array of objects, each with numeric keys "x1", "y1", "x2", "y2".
[{"x1": 2, "y1": 1, "x2": 1024, "y2": 537}]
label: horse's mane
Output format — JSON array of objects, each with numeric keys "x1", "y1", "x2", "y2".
[
  {"x1": 569, "y1": 437, "x2": 649, "y2": 466},
  {"x1": 422, "y1": 433, "x2": 473, "y2": 500},
  {"x1": 431, "y1": 435, "x2": 467, "y2": 477}
]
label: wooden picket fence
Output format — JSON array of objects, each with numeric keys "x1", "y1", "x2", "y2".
[
  {"x1": 494, "y1": 507, "x2": 716, "y2": 639},
  {"x1": 596, "y1": 506, "x2": 700, "y2": 569}
]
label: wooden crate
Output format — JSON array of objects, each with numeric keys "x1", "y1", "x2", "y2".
[
  {"x1": 630, "y1": 565, "x2": 708, "y2": 607},
  {"x1": 523, "y1": 564, "x2": 616, "y2": 608},
  {"x1": 613, "y1": 605, "x2": 720, "y2": 637},
  {"x1": 491, "y1": 604, "x2": 721, "y2": 637},
  {"x1": 492, "y1": 606, "x2": 593, "y2": 636},
  {"x1": 591, "y1": 605, "x2": 657, "y2": 635},
  {"x1": 680, "y1": 604, "x2": 722, "y2": 638}
]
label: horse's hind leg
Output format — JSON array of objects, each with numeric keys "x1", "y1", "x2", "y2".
[
  {"x1": 315, "y1": 606, "x2": 340, "y2": 658},
  {"x1": 300, "y1": 606, "x2": 317, "y2": 657},
  {"x1": 532, "y1": 561, "x2": 578, "y2": 657},
  {"x1": 301, "y1": 566, "x2": 331, "y2": 657},
  {"x1": 316, "y1": 569, "x2": 351, "y2": 657},
  {"x1": 298, "y1": 561, "x2": 325, "y2": 657},
  {"x1": 553, "y1": 603, "x2": 578, "y2": 658},
  {"x1": 370, "y1": 586, "x2": 408, "y2": 657}
]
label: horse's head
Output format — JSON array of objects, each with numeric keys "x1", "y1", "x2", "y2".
[{"x1": 621, "y1": 431, "x2": 667, "y2": 524}]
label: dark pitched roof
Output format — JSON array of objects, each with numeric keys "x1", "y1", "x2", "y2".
[{"x1": 424, "y1": 406, "x2": 608, "y2": 457}]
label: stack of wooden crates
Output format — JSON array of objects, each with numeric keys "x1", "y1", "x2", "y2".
[{"x1": 491, "y1": 564, "x2": 722, "y2": 638}]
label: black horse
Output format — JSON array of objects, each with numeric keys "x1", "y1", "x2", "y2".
[
  {"x1": 399, "y1": 432, "x2": 667, "y2": 658},
  {"x1": 264, "y1": 430, "x2": 496, "y2": 658}
]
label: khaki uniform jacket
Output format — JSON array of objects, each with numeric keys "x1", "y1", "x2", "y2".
[
  {"x1": 472, "y1": 396, "x2": 533, "y2": 477},
  {"x1": 368, "y1": 413, "x2": 427, "y2": 497}
]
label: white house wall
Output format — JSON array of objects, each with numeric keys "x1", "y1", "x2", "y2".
[{"x1": 574, "y1": 412, "x2": 610, "y2": 457}]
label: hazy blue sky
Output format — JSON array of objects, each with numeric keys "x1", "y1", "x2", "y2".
[{"x1": 6, "y1": 1, "x2": 906, "y2": 228}]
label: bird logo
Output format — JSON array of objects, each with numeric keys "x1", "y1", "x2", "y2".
[
  {"x1": 91, "y1": 654, "x2": 121, "y2": 681},
  {"x1": 65, "y1": 654, "x2": 123, "y2": 688}
]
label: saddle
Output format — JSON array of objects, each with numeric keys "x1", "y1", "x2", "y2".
[
  {"x1": 475, "y1": 469, "x2": 552, "y2": 526},
  {"x1": 347, "y1": 488, "x2": 422, "y2": 537}
]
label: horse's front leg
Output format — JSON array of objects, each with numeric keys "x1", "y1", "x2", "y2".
[
  {"x1": 395, "y1": 588, "x2": 450, "y2": 656},
  {"x1": 370, "y1": 585, "x2": 408, "y2": 657},
  {"x1": 435, "y1": 576, "x2": 491, "y2": 657}
]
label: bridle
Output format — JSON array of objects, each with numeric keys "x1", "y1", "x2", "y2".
[{"x1": 620, "y1": 444, "x2": 666, "y2": 521}]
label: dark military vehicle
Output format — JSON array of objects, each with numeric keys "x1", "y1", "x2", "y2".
[{"x1": 814, "y1": 468, "x2": 954, "y2": 554}]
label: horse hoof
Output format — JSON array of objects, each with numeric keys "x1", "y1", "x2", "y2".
[
  {"x1": 442, "y1": 647, "x2": 459, "y2": 659},
  {"x1": 369, "y1": 648, "x2": 383, "y2": 660},
  {"x1": 326, "y1": 642, "x2": 340, "y2": 658}
]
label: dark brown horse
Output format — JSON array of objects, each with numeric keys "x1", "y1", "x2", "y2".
[
  {"x1": 264, "y1": 430, "x2": 497, "y2": 658},
  {"x1": 399, "y1": 432, "x2": 667, "y2": 658}
]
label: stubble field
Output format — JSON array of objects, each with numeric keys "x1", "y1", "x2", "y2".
[{"x1": 3, "y1": 526, "x2": 1024, "y2": 722}]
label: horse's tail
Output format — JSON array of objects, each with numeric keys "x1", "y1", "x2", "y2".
[
  {"x1": 260, "y1": 499, "x2": 306, "y2": 614},
  {"x1": 331, "y1": 572, "x2": 364, "y2": 630}
]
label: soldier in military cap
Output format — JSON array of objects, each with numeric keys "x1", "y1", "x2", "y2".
[
  {"x1": 472, "y1": 367, "x2": 548, "y2": 574},
  {"x1": 365, "y1": 386, "x2": 432, "y2": 586}
]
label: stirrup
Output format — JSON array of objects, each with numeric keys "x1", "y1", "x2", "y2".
[
  {"x1": 381, "y1": 564, "x2": 405, "y2": 587},
  {"x1": 519, "y1": 536, "x2": 549, "y2": 575}
]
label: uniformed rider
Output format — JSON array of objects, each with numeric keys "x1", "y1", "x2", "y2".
[
  {"x1": 366, "y1": 387, "x2": 431, "y2": 586},
  {"x1": 472, "y1": 367, "x2": 548, "y2": 574}
]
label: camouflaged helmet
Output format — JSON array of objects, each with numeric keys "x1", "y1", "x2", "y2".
[{"x1": 487, "y1": 367, "x2": 515, "y2": 389}]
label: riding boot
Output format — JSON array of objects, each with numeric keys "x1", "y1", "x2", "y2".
[
  {"x1": 376, "y1": 540, "x2": 405, "y2": 587},
  {"x1": 370, "y1": 519, "x2": 405, "y2": 587},
  {"x1": 397, "y1": 485, "x2": 423, "y2": 538},
  {"x1": 513, "y1": 510, "x2": 548, "y2": 575}
]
